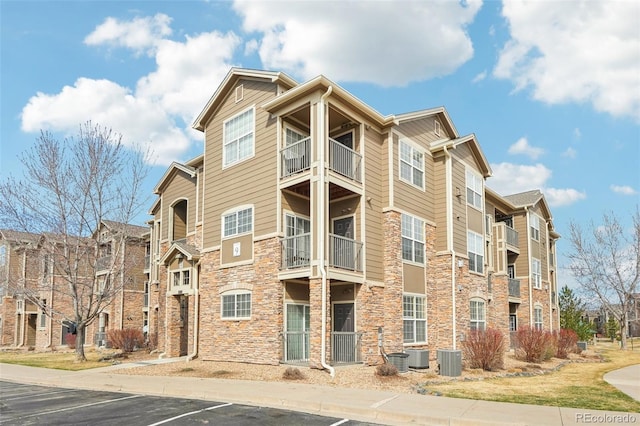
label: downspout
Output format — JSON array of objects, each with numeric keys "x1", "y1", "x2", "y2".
[
  {"x1": 187, "y1": 260, "x2": 200, "y2": 361},
  {"x1": 443, "y1": 145, "x2": 457, "y2": 350},
  {"x1": 525, "y1": 207, "x2": 533, "y2": 326},
  {"x1": 120, "y1": 238, "x2": 125, "y2": 329},
  {"x1": 319, "y1": 86, "x2": 335, "y2": 377}
]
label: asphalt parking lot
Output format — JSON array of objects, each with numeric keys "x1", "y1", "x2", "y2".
[{"x1": 0, "y1": 381, "x2": 380, "y2": 426}]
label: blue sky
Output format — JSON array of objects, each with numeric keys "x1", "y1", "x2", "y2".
[{"x1": 1, "y1": 0, "x2": 639, "y2": 289}]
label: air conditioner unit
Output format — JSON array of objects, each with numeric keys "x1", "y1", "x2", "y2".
[
  {"x1": 405, "y1": 349, "x2": 429, "y2": 368},
  {"x1": 437, "y1": 349, "x2": 462, "y2": 377}
]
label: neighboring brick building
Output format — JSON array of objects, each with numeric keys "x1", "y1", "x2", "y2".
[{"x1": 147, "y1": 68, "x2": 561, "y2": 369}]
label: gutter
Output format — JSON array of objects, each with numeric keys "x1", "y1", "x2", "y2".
[
  {"x1": 187, "y1": 260, "x2": 200, "y2": 361},
  {"x1": 525, "y1": 207, "x2": 533, "y2": 327},
  {"x1": 319, "y1": 86, "x2": 335, "y2": 377},
  {"x1": 443, "y1": 145, "x2": 457, "y2": 350}
]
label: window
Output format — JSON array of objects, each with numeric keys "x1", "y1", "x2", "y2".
[
  {"x1": 399, "y1": 141, "x2": 424, "y2": 189},
  {"x1": 466, "y1": 169, "x2": 483, "y2": 209},
  {"x1": 39, "y1": 299, "x2": 47, "y2": 328},
  {"x1": 223, "y1": 207, "x2": 253, "y2": 237},
  {"x1": 221, "y1": 291, "x2": 251, "y2": 319},
  {"x1": 434, "y1": 120, "x2": 441, "y2": 136},
  {"x1": 403, "y1": 294, "x2": 426, "y2": 343},
  {"x1": 530, "y1": 214, "x2": 540, "y2": 241},
  {"x1": 470, "y1": 299, "x2": 486, "y2": 330},
  {"x1": 235, "y1": 84, "x2": 243, "y2": 103},
  {"x1": 467, "y1": 231, "x2": 484, "y2": 274},
  {"x1": 285, "y1": 128, "x2": 306, "y2": 146},
  {"x1": 401, "y1": 213, "x2": 424, "y2": 264},
  {"x1": 223, "y1": 108, "x2": 254, "y2": 166},
  {"x1": 534, "y1": 306, "x2": 543, "y2": 330},
  {"x1": 532, "y1": 258, "x2": 541, "y2": 289}
]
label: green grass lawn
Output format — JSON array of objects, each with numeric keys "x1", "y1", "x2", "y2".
[{"x1": 0, "y1": 348, "x2": 121, "y2": 371}]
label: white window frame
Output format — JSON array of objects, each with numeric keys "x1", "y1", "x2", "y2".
[
  {"x1": 534, "y1": 306, "x2": 543, "y2": 330},
  {"x1": 467, "y1": 231, "x2": 484, "y2": 274},
  {"x1": 434, "y1": 120, "x2": 441, "y2": 137},
  {"x1": 399, "y1": 140, "x2": 425, "y2": 190},
  {"x1": 403, "y1": 293, "x2": 427, "y2": 344},
  {"x1": 401, "y1": 213, "x2": 425, "y2": 264},
  {"x1": 221, "y1": 290, "x2": 252, "y2": 320},
  {"x1": 470, "y1": 298, "x2": 486, "y2": 331},
  {"x1": 532, "y1": 258, "x2": 542, "y2": 289},
  {"x1": 222, "y1": 206, "x2": 253, "y2": 238},
  {"x1": 466, "y1": 169, "x2": 483, "y2": 210},
  {"x1": 530, "y1": 214, "x2": 540, "y2": 241},
  {"x1": 223, "y1": 106, "x2": 255, "y2": 167}
]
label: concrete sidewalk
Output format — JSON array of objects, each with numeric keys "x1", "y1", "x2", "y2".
[
  {"x1": 1, "y1": 361, "x2": 638, "y2": 426},
  {"x1": 604, "y1": 364, "x2": 640, "y2": 401}
]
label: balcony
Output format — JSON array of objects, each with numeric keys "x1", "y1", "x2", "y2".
[
  {"x1": 331, "y1": 331, "x2": 363, "y2": 364},
  {"x1": 281, "y1": 234, "x2": 311, "y2": 269},
  {"x1": 281, "y1": 137, "x2": 311, "y2": 178},
  {"x1": 505, "y1": 226, "x2": 519, "y2": 249},
  {"x1": 143, "y1": 292, "x2": 149, "y2": 308},
  {"x1": 329, "y1": 138, "x2": 362, "y2": 183},
  {"x1": 508, "y1": 278, "x2": 521, "y2": 298},
  {"x1": 282, "y1": 331, "x2": 310, "y2": 363},
  {"x1": 144, "y1": 255, "x2": 150, "y2": 270},
  {"x1": 96, "y1": 255, "x2": 111, "y2": 271},
  {"x1": 329, "y1": 234, "x2": 363, "y2": 272}
]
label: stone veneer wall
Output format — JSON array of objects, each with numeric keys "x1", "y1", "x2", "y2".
[
  {"x1": 197, "y1": 237, "x2": 282, "y2": 365},
  {"x1": 381, "y1": 211, "x2": 404, "y2": 355},
  {"x1": 0, "y1": 297, "x2": 16, "y2": 345}
]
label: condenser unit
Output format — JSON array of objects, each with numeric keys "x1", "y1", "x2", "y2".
[
  {"x1": 405, "y1": 349, "x2": 429, "y2": 368},
  {"x1": 437, "y1": 349, "x2": 462, "y2": 377}
]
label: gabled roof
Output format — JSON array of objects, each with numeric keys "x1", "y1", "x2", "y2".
[
  {"x1": 159, "y1": 241, "x2": 200, "y2": 265},
  {"x1": 430, "y1": 134, "x2": 492, "y2": 177},
  {"x1": 262, "y1": 74, "x2": 396, "y2": 130},
  {"x1": 504, "y1": 189, "x2": 556, "y2": 229},
  {"x1": 153, "y1": 162, "x2": 197, "y2": 194},
  {"x1": 193, "y1": 68, "x2": 298, "y2": 132},
  {"x1": 0, "y1": 229, "x2": 41, "y2": 245},
  {"x1": 394, "y1": 106, "x2": 459, "y2": 139},
  {"x1": 100, "y1": 220, "x2": 148, "y2": 239}
]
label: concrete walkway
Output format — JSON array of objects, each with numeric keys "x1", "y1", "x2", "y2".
[
  {"x1": 604, "y1": 364, "x2": 640, "y2": 401},
  {"x1": 1, "y1": 360, "x2": 638, "y2": 426}
]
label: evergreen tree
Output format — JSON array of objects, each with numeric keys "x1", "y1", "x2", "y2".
[{"x1": 558, "y1": 285, "x2": 594, "y2": 341}]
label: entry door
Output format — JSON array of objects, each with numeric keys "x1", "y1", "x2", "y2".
[
  {"x1": 285, "y1": 304, "x2": 310, "y2": 362},
  {"x1": 333, "y1": 217, "x2": 355, "y2": 270},
  {"x1": 332, "y1": 132, "x2": 354, "y2": 178},
  {"x1": 26, "y1": 314, "x2": 37, "y2": 346},
  {"x1": 179, "y1": 296, "x2": 189, "y2": 356},
  {"x1": 333, "y1": 303, "x2": 356, "y2": 363}
]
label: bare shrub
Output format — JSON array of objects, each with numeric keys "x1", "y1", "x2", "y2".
[
  {"x1": 514, "y1": 326, "x2": 556, "y2": 362},
  {"x1": 556, "y1": 329, "x2": 578, "y2": 359},
  {"x1": 376, "y1": 363, "x2": 398, "y2": 377},
  {"x1": 462, "y1": 327, "x2": 506, "y2": 371},
  {"x1": 65, "y1": 333, "x2": 76, "y2": 349},
  {"x1": 282, "y1": 367, "x2": 306, "y2": 380},
  {"x1": 107, "y1": 328, "x2": 144, "y2": 353}
]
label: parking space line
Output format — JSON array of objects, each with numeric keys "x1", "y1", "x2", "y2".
[
  {"x1": 0, "y1": 394, "x2": 143, "y2": 423},
  {"x1": 329, "y1": 419, "x2": 350, "y2": 426},
  {"x1": 146, "y1": 402, "x2": 233, "y2": 426},
  {"x1": 2, "y1": 388, "x2": 78, "y2": 401}
]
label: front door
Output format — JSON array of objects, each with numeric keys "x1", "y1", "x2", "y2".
[
  {"x1": 285, "y1": 304, "x2": 310, "y2": 362},
  {"x1": 333, "y1": 302, "x2": 356, "y2": 363},
  {"x1": 332, "y1": 217, "x2": 355, "y2": 270},
  {"x1": 179, "y1": 296, "x2": 189, "y2": 356},
  {"x1": 26, "y1": 314, "x2": 37, "y2": 346}
]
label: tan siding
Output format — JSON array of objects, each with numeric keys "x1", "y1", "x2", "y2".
[
  {"x1": 285, "y1": 282, "x2": 309, "y2": 301},
  {"x1": 396, "y1": 116, "x2": 444, "y2": 145},
  {"x1": 221, "y1": 234, "x2": 253, "y2": 264},
  {"x1": 203, "y1": 79, "x2": 280, "y2": 248},
  {"x1": 282, "y1": 192, "x2": 310, "y2": 217},
  {"x1": 160, "y1": 171, "x2": 196, "y2": 241},
  {"x1": 451, "y1": 158, "x2": 467, "y2": 254},
  {"x1": 433, "y1": 154, "x2": 448, "y2": 252},
  {"x1": 364, "y1": 128, "x2": 384, "y2": 282},
  {"x1": 468, "y1": 208, "x2": 483, "y2": 234},
  {"x1": 392, "y1": 135, "x2": 435, "y2": 222},
  {"x1": 403, "y1": 263, "x2": 425, "y2": 294}
]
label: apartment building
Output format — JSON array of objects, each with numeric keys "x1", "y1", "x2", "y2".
[
  {"x1": 0, "y1": 221, "x2": 148, "y2": 350},
  {"x1": 147, "y1": 68, "x2": 560, "y2": 367}
]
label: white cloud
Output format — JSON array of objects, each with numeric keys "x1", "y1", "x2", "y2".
[
  {"x1": 573, "y1": 128, "x2": 581, "y2": 139},
  {"x1": 508, "y1": 137, "x2": 544, "y2": 159},
  {"x1": 494, "y1": 0, "x2": 640, "y2": 120},
  {"x1": 233, "y1": 0, "x2": 482, "y2": 86},
  {"x1": 488, "y1": 162, "x2": 586, "y2": 207},
  {"x1": 562, "y1": 147, "x2": 577, "y2": 159},
  {"x1": 610, "y1": 185, "x2": 638, "y2": 195},
  {"x1": 22, "y1": 17, "x2": 241, "y2": 165},
  {"x1": 472, "y1": 70, "x2": 487, "y2": 84},
  {"x1": 84, "y1": 14, "x2": 173, "y2": 56}
]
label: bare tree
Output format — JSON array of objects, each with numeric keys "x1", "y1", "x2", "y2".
[
  {"x1": 0, "y1": 122, "x2": 149, "y2": 361},
  {"x1": 567, "y1": 208, "x2": 640, "y2": 349}
]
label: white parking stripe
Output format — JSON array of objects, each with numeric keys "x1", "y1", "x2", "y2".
[
  {"x1": 2, "y1": 388, "x2": 78, "y2": 401},
  {"x1": 329, "y1": 419, "x2": 350, "y2": 426},
  {"x1": 146, "y1": 402, "x2": 233, "y2": 426},
  {"x1": 0, "y1": 394, "x2": 143, "y2": 423}
]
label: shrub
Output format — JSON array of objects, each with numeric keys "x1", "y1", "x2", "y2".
[
  {"x1": 146, "y1": 332, "x2": 158, "y2": 352},
  {"x1": 65, "y1": 333, "x2": 76, "y2": 349},
  {"x1": 107, "y1": 328, "x2": 144, "y2": 352},
  {"x1": 514, "y1": 326, "x2": 556, "y2": 362},
  {"x1": 556, "y1": 328, "x2": 578, "y2": 359},
  {"x1": 461, "y1": 327, "x2": 506, "y2": 371},
  {"x1": 376, "y1": 363, "x2": 398, "y2": 377},
  {"x1": 282, "y1": 367, "x2": 306, "y2": 380}
]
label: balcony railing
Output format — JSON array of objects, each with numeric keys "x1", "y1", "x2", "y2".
[
  {"x1": 329, "y1": 138, "x2": 362, "y2": 183},
  {"x1": 96, "y1": 255, "x2": 111, "y2": 271},
  {"x1": 281, "y1": 137, "x2": 311, "y2": 178},
  {"x1": 143, "y1": 293, "x2": 149, "y2": 308},
  {"x1": 508, "y1": 278, "x2": 521, "y2": 298},
  {"x1": 282, "y1": 331, "x2": 310, "y2": 363},
  {"x1": 144, "y1": 255, "x2": 150, "y2": 270},
  {"x1": 506, "y1": 226, "x2": 519, "y2": 248},
  {"x1": 331, "y1": 331, "x2": 363, "y2": 364},
  {"x1": 329, "y1": 234, "x2": 363, "y2": 272},
  {"x1": 281, "y1": 234, "x2": 311, "y2": 269}
]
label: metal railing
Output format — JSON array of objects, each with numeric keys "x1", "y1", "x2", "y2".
[
  {"x1": 331, "y1": 331, "x2": 363, "y2": 364},
  {"x1": 96, "y1": 255, "x2": 111, "y2": 271},
  {"x1": 508, "y1": 278, "x2": 521, "y2": 298},
  {"x1": 281, "y1": 234, "x2": 311, "y2": 269},
  {"x1": 144, "y1": 255, "x2": 150, "y2": 269},
  {"x1": 329, "y1": 138, "x2": 362, "y2": 182},
  {"x1": 281, "y1": 137, "x2": 311, "y2": 177},
  {"x1": 143, "y1": 293, "x2": 149, "y2": 307},
  {"x1": 329, "y1": 234, "x2": 363, "y2": 272},
  {"x1": 282, "y1": 331, "x2": 310, "y2": 363},
  {"x1": 506, "y1": 226, "x2": 519, "y2": 248}
]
